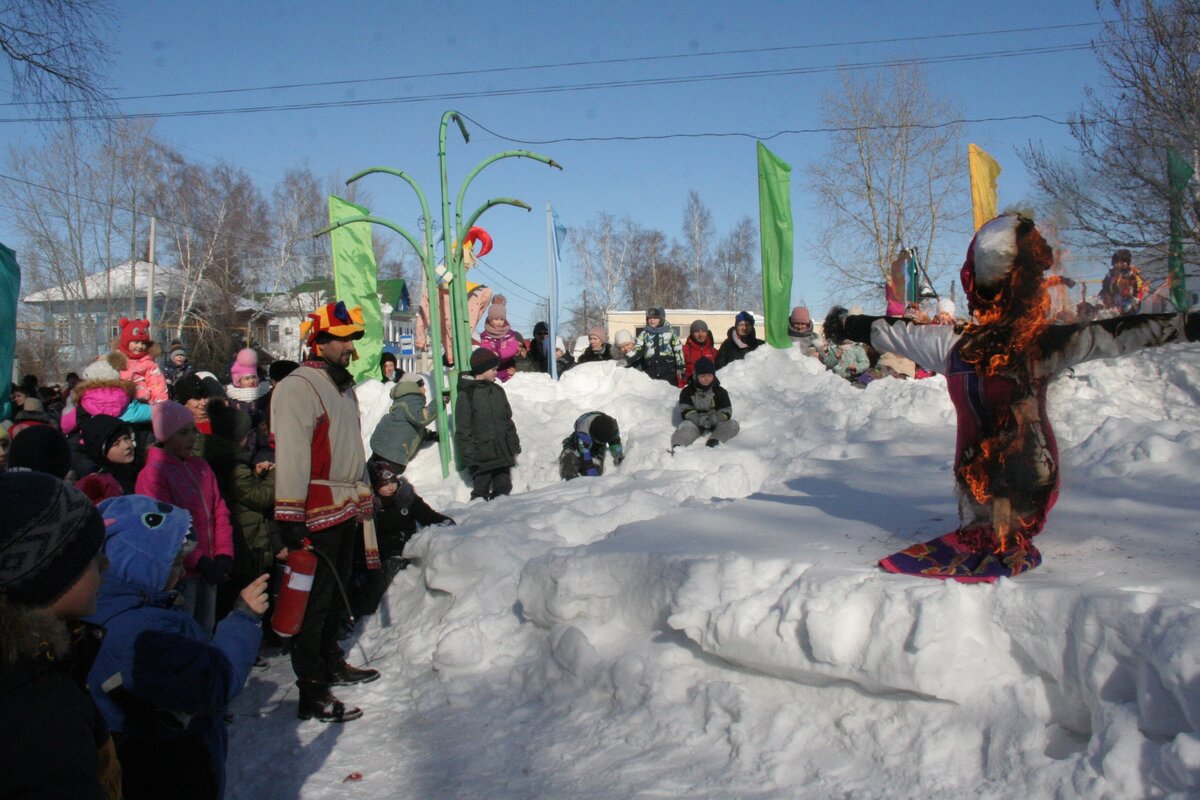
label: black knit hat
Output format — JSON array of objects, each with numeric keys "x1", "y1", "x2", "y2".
[
  {"x1": 693, "y1": 357, "x2": 716, "y2": 376},
  {"x1": 0, "y1": 472, "x2": 105, "y2": 607},
  {"x1": 207, "y1": 401, "x2": 252, "y2": 443},
  {"x1": 646, "y1": 306, "x2": 666, "y2": 320},
  {"x1": 689, "y1": 320, "x2": 709, "y2": 334},
  {"x1": 1112, "y1": 249, "x2": 1133, "y2": 265},
  {"x1": 79, "y1": 414, "x2": 133, "y2": 465},
  {"x1": 268, "y1": 359, "x2": 299, "y2": 383},
  {"x1": 367, "y1": 453, "x2": 406, "y2": 488},
  {"x1": 9, "y1": 425, "x2": 72, "y2": 480},
  {"x1": 172, "y1": 373, "x2": 210, "y2": 402},
  {"x1": 469, "y1": 348, "x2": 500, "y2": 376},
  {"x1": 590, "y1": 413, "x2": 620, "y2": 445}
]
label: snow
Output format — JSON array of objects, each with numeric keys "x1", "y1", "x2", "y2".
[{"x1": 227, "y1": 343, "x2": 1200, "y2": 799}]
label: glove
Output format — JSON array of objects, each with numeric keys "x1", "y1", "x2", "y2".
[
  {"x1": 197, "y1": 554, "x2": 233, "y2": 585},
  {"x1": 278, "y1": 522, "x2": 309, "y2": 549},
  {"x1": 610, "y1": 443, "x2": 624, "y2": 465}
]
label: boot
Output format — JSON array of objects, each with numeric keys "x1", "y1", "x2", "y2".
[
  {"x1": 705, "y1": 438, "x2": 719, "y2": 448},
  {"x1": 329, "y1": 660, "x2": 381, "y2": 687},
  {"x1": 297, "y1": 681, "x2": 362, "y2": 723}
]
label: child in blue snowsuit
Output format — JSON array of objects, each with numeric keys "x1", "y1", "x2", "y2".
[{"x1": 85, "y1": 494, "x2": 267, "y2": 800}]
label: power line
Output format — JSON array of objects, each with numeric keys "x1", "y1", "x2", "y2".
[
  {"x1": 0, "y1": 20, "x2": 1107, "y2": 108},
  {"x1": 0, "y1": 40, "x2": 1101, "y2": 124}
]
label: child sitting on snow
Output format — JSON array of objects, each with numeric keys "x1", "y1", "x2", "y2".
[
  {"x1": 559, "y1": 411, "x2": 625, "y2": 480},
  {"x1": 671, "y1": 357, "x2": 739, "y2": 451}
]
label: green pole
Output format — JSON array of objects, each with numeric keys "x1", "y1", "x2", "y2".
[{"x1": 315, "y1": 205, "x2": 453, "y2": 478}]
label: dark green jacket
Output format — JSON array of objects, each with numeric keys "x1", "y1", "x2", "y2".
[
  {"x1": 205, "y1": 433, "x2": 274, "y2": 558},
  {"x1": 454, "y1": 375, "x2": 520, "y2": 472}
]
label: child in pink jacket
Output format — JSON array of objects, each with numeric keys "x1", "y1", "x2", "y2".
[
  {"x1": 116, "y1": 317, "x2": 168, "y2": 404},
  {"x1": 135, "y1": 401, "x2": 234, "y2": 635}
]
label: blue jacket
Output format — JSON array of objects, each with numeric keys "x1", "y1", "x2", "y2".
[{"x1": 85, "y1": 495, "x2": 261, "y2": 798}]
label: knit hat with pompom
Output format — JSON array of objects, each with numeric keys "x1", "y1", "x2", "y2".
[{"x1": 229, "y1": 348, "x2": 259, "y2": 383}]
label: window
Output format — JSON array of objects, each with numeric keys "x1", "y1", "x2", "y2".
[{"x1": 268, "y1": 324, "x2": 280, "y2": 344}]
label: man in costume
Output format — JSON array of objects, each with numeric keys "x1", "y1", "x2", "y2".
[
  {"x1": 825, "y1": 213, "x2": 1200, "y2": 582},
  {"x1": 272, "y1": 301, "x2": 380, "y2": 721}
]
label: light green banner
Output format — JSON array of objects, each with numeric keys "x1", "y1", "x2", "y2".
[
  {"x1": 328, "y1": 195, "x2": 383, "y2": 382},
  {"x1": 757, "y1": 142, "x2": 794, "y2": 348}
]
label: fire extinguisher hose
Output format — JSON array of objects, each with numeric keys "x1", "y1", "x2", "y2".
[{"x1": 308, "y1": 544, "x2": 356, "y2": 628}]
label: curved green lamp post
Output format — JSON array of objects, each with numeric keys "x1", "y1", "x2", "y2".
[{"x1": 316, "y1": 110, "x2": 560, "y2": 476}]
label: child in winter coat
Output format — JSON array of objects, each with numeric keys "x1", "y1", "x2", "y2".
[
  {"x1": 477, "y1": 295, "x2": 522, "y2": 381},
  {"x1": 577, "y1": 327, "x2": 618, "y2": 363},
  {"x1": 224, "y1": 349, "x2": 272, "y2": 462},
  {"x1": 787, "y1": 306, "x2": 826, "y2": 359},
  {"x1": 671, "y1": 357, "x2": 740, "y2": 450},
  {"x1": 370, "y1": 373, "x2": 438, "y2": 470},
  {"x1": 823, "y1": 340, "x2": 870, "y2": 381},
  {"x1": 682, "y1": 320, "x2": 718, "y2": 381},
  {"x1": 115, "y1": 318, "x2": 168, "y2": 404},
  {"x1": 455, "y1": 348, "x2": 521, "y2": 500},
  {"x1": 73, "y1": 415, "x2": 138, "y2": 501},
  {"x1": 135, "y1": 402, "x2": 234, "y2": 636},
  {"x1": 85, "y1": 494, "x2": 266, "y2": 800},
  {"x1": 349, "y1": 456, "x2": 453, "y2": 619},
  {"x1": 553, "y1": 336, "x2": 576, "y2": 375},
  {"x1": 205, "y1": 402, "x2": 276, "y2": 620},
  {"x1": 559, "y1": 411, "x2": 625, "y2": 479},
  {"x1": 626, "y1": 306, "x2": 685, "y2": 384},
  {"x1": 0, "y1": 472, "x2": 120, "y2": 800},
  {"x1": 715, "y1": 311, "x2": 763, "y2": 368},
  {"x1": 61, "y1": 354, "x2": 153, "y2": 437}
]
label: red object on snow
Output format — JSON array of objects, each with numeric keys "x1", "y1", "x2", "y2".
[
  {"x1": 272, "y1": 545, "x2": 317, "y2": 637},
  {"x1": 343, "y1": 772, "x2": 362, "y2": 783}
]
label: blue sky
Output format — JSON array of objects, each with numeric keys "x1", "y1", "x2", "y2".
[{"x1": 0, "y1": 1, "x2": 1110, "y2": 333}]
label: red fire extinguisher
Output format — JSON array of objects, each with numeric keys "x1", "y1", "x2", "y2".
[{"x1": 273, "y1": 543, "x2": 317, "y2": 638}]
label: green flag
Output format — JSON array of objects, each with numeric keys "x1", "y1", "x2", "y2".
[
  {"x1": 328, "y1": 195, "x2": 383, "y2": 383},
  {"x1": 757, "y1": 142, "x2": 793, "y2": 348},
  {"x1": 0, "y1": 242, "x2": 18, "y2": 419},
  {"x1": 1168, "y1": 148, "x2": 1193, "y2": 312}
]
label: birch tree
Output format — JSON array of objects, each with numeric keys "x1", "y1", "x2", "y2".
[{"x1": 807, "y1": 63, "x2": 965, "y2": 305}]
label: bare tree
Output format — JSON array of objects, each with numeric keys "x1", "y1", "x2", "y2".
[
  {"x1": 149, "y1": 147, "x2": 269, "y2": 366},
  {"x1": 568, "y1": 212, "x2": 634, "y2": 315},
  {"x1": 8, "y1": 122, "x2": 158, "y2": 366},
  {"x1": 807, "y1": 63, "x2": 965, "y2": 306},
  {"x1": 628, "y1": 226, "x2": 688, "y2": 310},
  {"x1": 681, "y1": 190, "x2": 714, "y2": 307},
  {"x1": 0, "y1": 0, "x2": 114, "y2": 118},
  {"x1": 712, "y1": 216, "x2": 759, "y2": 310},
  {"x1": 1021, "y1": 0, "x2": 1200, "y2": 279}
]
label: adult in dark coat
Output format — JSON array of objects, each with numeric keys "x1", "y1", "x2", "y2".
[
  {"x1": 715, "y1": 311, "x2": 763, "y2": 368},
  {"x1": 577, "y1": 327, "x2": 618, "y2": 363}
]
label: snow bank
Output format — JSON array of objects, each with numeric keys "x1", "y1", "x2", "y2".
[{"x1": 228, "y1": 342, "x2": 1200, "y2": 799}]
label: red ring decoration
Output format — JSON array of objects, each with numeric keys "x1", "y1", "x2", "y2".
[{"x1": 463, "y1": 226, "x2": 493, "y2": 257}]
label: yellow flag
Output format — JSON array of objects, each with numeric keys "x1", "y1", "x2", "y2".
[{"x1": 968, "y1": 144, "x2": 1001, "y2": 231}]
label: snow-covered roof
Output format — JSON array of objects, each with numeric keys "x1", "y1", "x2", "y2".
[{"x1": 22, "y1": 260, "x2": 189, "y2": 303}]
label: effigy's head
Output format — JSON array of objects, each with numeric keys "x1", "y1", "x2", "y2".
[{"x1": 961, "y1": 213, "x2": 1054, "y2": 322}]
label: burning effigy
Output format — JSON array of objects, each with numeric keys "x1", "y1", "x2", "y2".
[{"x1": 824, "y1": 213, "x2": 1200, "y2": 582}]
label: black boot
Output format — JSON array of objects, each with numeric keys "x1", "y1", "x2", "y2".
[
  {"x1": 329, "y1": 660, "x2": 381, "y2": 687},
  {"x1": 297, "y1": 681, "x2": 362, "y2": 723},
  {"x1": 705, "y1": 437, "x2": 720, "y2": 448}
]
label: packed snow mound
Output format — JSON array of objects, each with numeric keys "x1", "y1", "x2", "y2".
[{"x1": 229, "y1": 342, "x2": 1200, "y2": 799}]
